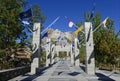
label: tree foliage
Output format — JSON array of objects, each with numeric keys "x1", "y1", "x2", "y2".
[
  {"x1": 30, "y1": 4, "x2": 46, "y2": 27},
  {"x1": 82, "y1": 11, "x2": 120, "y2": 68},
  {"x1": 0, "y1": 0, "x2": 25, "y2": 49},
  {"x1": 0, "y1": 0, "x2": 46, "y2": 69}
]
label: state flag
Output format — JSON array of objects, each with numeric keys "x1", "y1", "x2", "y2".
[
  {"x1": 65, "y1": 16, "x2": 74, "y2": 28},
  {"x1": 19, "y1": 8, "x2": 32, "y2": 19},
  {"x1": 102, "y1": 17, "x2": 109, "y2": 28}
]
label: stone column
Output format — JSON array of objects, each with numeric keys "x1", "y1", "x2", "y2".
[
  {"x1": 51, "y1": 44, "x2": 55, "y2": 64},
  {"x1": 66, "y1": 51, "x2": 69, "y2": 60},
  {"x1": 46, "y1": 38, "x2": 51, "y2": 67},
  {"x1": 70, "y1": 44, "x2": 74, "y2": 65},
  {"x1": 57, "y1": 51, "x2": 59, "y2": 57},
  {"x1": 74, "y1": 38, "x2": 80, "y2": 66},
  {"x1": 67, "y1": 51, "x2": 69, "y2": 57},
  {"x1": 84, "y1": 22, "x2": 95, "y2": 75},
  {"x1": 56, "y1": 51, "x2": 59, "y2": 61},
  {"x1": 31, "y1": 23, "x2": 41, "y2": 74}
]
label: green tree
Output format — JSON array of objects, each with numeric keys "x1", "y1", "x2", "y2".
[
  {"x1": 18, "y1": 3, "x2": 46, "y2": 49},
  {"x1": 0, "y1": 0, "x2": 26, "y2": 49},
  {"x1": 82, "y1": 11, "x2": 120, "y2": 69},
  {"x1": 30, "y1": 4, "x2": 46, "y2": 27}
]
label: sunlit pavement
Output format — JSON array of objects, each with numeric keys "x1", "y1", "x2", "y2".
[{"x1": 9, "y1": 59, "x2": 120, "y2": 81}]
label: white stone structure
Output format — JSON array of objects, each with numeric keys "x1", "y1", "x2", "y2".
[
  {"x1": 31, "y1": 23, "x2": 41, "y2": 74},
  {"x1": 48, "y1": 29, "x2": 61, "y2": 42},
  {"x1": 74, "y1": 38, "x2": 80, "y2": 66},
  {"x1": 64, "y1": 32, "x2": 75, "y2": 42},
  {"x1": 84, "y1": 22, "x2": 95, "y2": 75},
  {"x1": 45, "y1": 38, "x2": 51, "y2": 66},
  {"x1": 51, "y1": 44, "x2": 55, "y2": 64},
  {"x1": 70, "y1": 44, "x2": 74, "y2": 65},
  {"x1": 55, "y1": 45, "x2": 71, "y2": 52}
]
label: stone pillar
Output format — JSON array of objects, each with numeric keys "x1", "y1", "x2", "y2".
[
  {"x1": 70, "y1": 44, "x2": 74, "y2": 65},
  {"x1": 84, "y1": 22, "x2": 95, "y2": 75},
  {"x1": 46, "y1": 38, "x2": 51, "y2": 67},
  {"x1": 51, "y1": 44, "x2": 55, "y2": 64},
  {"x1": 56, "y1": 51, "x2": 59, "y2": 61},
  {"x1": 67, "y1": 51, "x2": 69, "y2": 57},
  {"x1": 31, "y1": 23, "x2": 41, "y2": 74},
  {"x1": 74, "y1": 38, "x2": 80, "y2": 66},
  {"x1": 66, "y1": 51, "x2": 69, "y2": 60},
  {"x1": 57, "y1": 51, "x2": 59, "y2": 57}
]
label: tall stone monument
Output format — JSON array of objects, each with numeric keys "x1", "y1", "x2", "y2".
[
  {"x1": 84, "y1": 22, "x2": 95, "y2": 75},
  {"x1": 46, "y1": 38, "x2": 51, "y2": 66},
  {"x1": 51, "y1": 44, "x2": 55, "y2": 64},
  {"x1": 31, "y1": 23, "x2": 41, "y2": 74},
  {"x1": 70, "y1": 44, "x2": 74, "y2": 65},
  {"x1": 74, "y1": 38, "x2": 80, "y2": 66}
]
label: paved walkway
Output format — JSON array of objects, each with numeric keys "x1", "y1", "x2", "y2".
[{"x1": 9, "y1": 59, "x2": 120, "y2": 81}]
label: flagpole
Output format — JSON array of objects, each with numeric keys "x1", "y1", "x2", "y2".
[
  {"x1": 74, "y1": 24, "x2": 85, "y2": 34},
  {"x1": 41, "y1": 16, "x2": 60, "y2": 34},
  {"x1": 93, "y1": 17, "x2": 109, "y2": 32},
  {"x1": 93, "y1": 23, "x2": 102, "y2": 32}
]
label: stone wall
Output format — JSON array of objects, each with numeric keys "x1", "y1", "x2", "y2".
[{"x1": 0, "y1": 66, "x2": 30, "y2": 81}]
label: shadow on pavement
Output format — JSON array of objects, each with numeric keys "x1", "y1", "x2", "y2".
[
  {"x1": 68, "y1": 71, "x2": 80, "y2": 76},
  {"x1": 80, "y1": 65, "x2": 115, "y2": 81},
  {"x1": 95, "y1": 73, "x2": 115, "y2": 81},
  {"x1": 80, "y1": 65, "x2": 85, "y2": 72},
  {"x1": 20, "y1": 63, "x2": 56, "y2": 81}
]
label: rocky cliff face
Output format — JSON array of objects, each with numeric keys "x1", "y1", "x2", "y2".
[{"x1": 42, "y1": 28, "x2": 75, "y2": 45}]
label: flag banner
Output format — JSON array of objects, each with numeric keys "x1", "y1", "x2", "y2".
[
  {"x1": 22, "y1": 20, "x2": 30, "y2": 25},
  {"x1": 65, "y1": 16, "x2": 74, "y2": 28},
  {"x1": 93, "y1": 17, "x2": 109, "y2": 32},
  {"x1": 19, "y1": 8, "x2": 32, "y2": 19},
  {"x1": 74, "y1": 26, "x2": 83, "y2": 37},
  {"x1": 69, "y1": 21, "x2": 74, "y2": 28},
  {"x1": 89, "y1": 2, "x2": 96, "y2": 20},
  {"x1": 102, "y1": 17, "x2": 109, "y2": 27},
  {"x1": 57, "y1": 35, "x2": 61, "y2": 42}
]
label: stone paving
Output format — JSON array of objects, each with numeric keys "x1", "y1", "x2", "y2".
[{"x1": 9, "y1": 59, "x2": 120, "y2": 81}]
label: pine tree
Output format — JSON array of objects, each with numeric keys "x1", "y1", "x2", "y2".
[{"x1": 0, "y1": 0, "x2": 26, "y2": 49}]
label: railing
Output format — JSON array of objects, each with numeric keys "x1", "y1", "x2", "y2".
[{"x1": 0, "y1": 66, "x2": 30, "y2": 81}]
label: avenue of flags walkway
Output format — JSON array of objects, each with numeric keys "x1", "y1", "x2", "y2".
[{"x1": 9, "y1": 59, "x2": 120, "y2": 81}]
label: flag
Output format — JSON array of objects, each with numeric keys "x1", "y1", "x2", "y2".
[
  {"x1": 22, "y1": 20, "x2": 30, "y2": 25},
  {"x1": 65, "y1": 16, "x2": 74, "y2": 28},
  {"x1": 69, "y1": 21, "x2": 74, "y2": 28},
  {"x1": 57, "y1": 36, "x2": 62, "y2": 47},
  {"x1": 19, "y1": 8, "x2": 32, "y2": 19},
  {"x1": 89, "y1": 2, "x2": 96, "y2": 20},
  {"x1": 102, "y1": 17, "x2": 109, "y2": 28},
  {"x1": 74, "y1": 26, "x2": 83, "y2": 37},
  {"x1": 57, "y1": 35, "x2": 61, "y2": 42}
]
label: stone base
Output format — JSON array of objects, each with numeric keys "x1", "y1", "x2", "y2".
[
  {"x1": 85, "y1": 58, "x2": 95, "y2": 75},
  {"x1": 75, "y1": 60, "x2": 79, "y2": 66},
  {"x1": 70, "y1": 53, "x2": 74, "y2": 65},
  {"x1": 31, "y1": 58, "x2": 39, "y2": 74}
]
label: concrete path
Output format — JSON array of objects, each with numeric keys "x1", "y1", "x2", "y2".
[
  {"x1": 9, "y1": 59, "x2": 120, "y2": 81},
  {"x1": 9, "y1": 59, "x2": 88, "y2": 81}
]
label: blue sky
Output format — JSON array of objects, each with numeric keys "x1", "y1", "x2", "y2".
[{"x1": 27, "y1": 0, "x2": 120, "y2": 33}]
